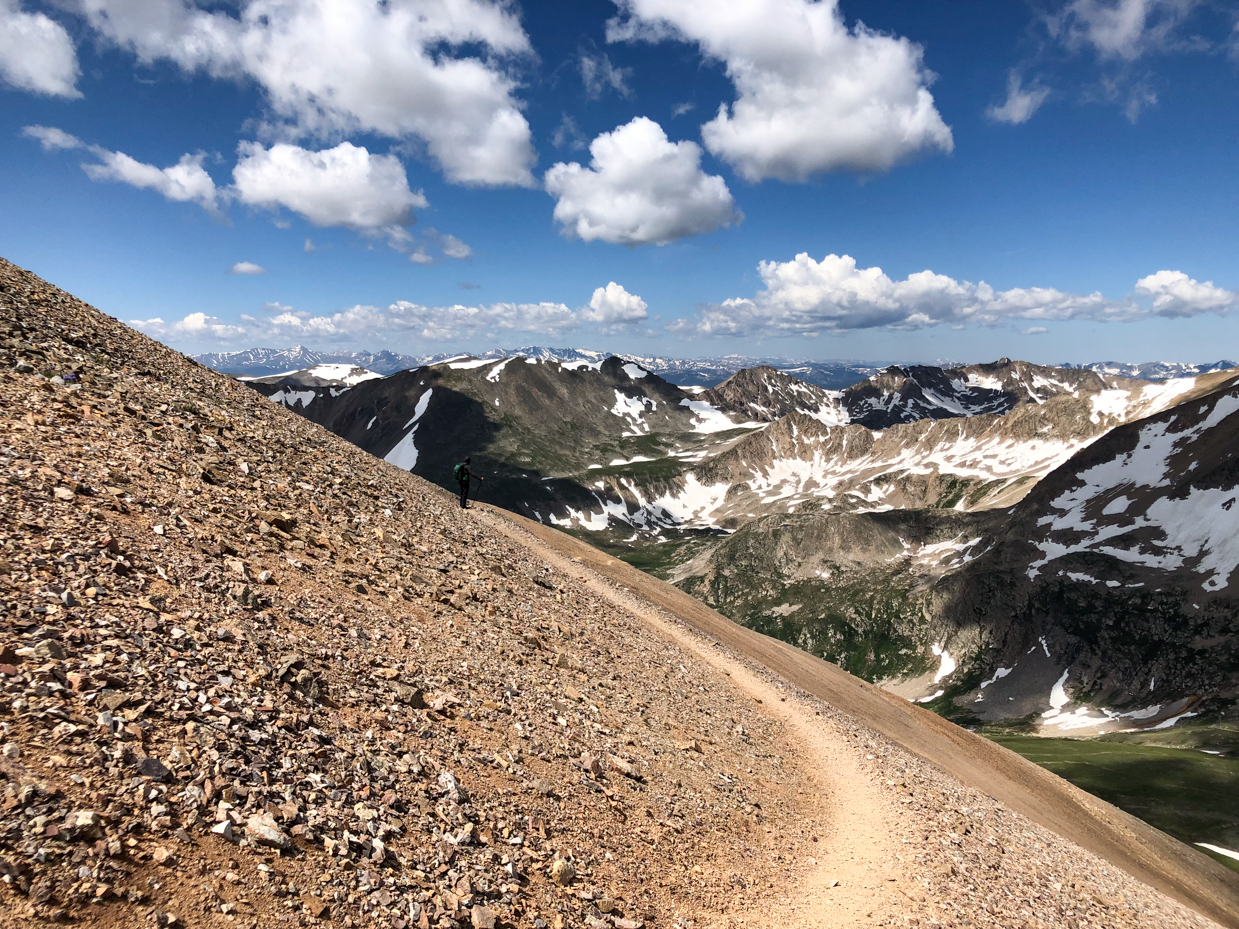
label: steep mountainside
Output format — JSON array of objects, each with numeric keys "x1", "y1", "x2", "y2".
[
  {"x1": 675, "y1": 371, "x2": 1239, "y2": 729},
  {"x1": 700, "y1": 366, "x2": 846, "y2": 424}
]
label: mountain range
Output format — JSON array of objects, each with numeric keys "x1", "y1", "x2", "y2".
[
  {"x1": 236, "y1": 348, "x2": 1239, "y2": 741},
  {"x1": 194, "y1": 345, "x2": 1236, "y2": 390}
]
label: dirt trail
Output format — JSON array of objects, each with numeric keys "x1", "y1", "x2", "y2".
[
  {"x1": 480, "y1": 506, "x2": 907, "y2": 928},
  {"x1": 485, "y1": 506, "x2": 1239, "y2": 929}
]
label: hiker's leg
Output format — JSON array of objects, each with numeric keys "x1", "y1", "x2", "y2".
[{"x1": 459, "y1": 482, "x2": 468, "y2": 508}]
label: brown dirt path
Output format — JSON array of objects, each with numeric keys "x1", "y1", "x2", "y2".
[
  {"x1": 484, "y1": 506, "x2": 1239, "y2": 929},
  {"x1": 478, "y1": 506, "x2": 909, "y2": 928}
]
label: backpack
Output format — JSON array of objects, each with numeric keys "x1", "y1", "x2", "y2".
[{"x1": 453, "y1": 462, "x2": 466, "y2": 481}]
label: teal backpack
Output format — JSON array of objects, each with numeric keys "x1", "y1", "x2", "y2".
[{"x1": 453, "y1": 462, "x2": 466, "y2": 481}]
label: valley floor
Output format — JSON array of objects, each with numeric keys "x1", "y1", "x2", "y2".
[{"x1": 484, "y1": 507, "x2": 1239, "y2": 929}]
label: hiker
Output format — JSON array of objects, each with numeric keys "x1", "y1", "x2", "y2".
[{"x1": 454, "y1": 457, "x2": 483, "y2": 509}]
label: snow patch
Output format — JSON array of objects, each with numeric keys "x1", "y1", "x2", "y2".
[
  {"x1": 404, "y1": 389, "x2": 433, "y2": 428},
  {"x1": 384, "y1": 424, "x2": 420, "y2": 470},
  {"x1": 611, "y1": 391, "x2": 656, "y2": 435},
  {"x1": 485, "y1": 358, "x2": 514, "y2": 382},
  {"x1": 931, "y1": 643, "x2": 956, "y2": 684},
  {"x1": 268, "y1": 389, "x2": 316, "y2": 408},
  {"x1": 1196, "y1": 843, "x2": 1239, "y2": 863}
]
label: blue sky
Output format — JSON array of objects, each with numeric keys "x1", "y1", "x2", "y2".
[{"x1": 2, "y1": 0, "x2": 1238, "y2": 364}]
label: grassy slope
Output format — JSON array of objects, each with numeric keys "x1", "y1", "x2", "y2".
[{"x1": 994, "y1": 735, "x2": 1239, "y2": 874}]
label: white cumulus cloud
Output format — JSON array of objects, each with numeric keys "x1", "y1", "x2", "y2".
[
  {"x1": 229, "y1": 261, "x2": 266, "y2": 275},
  {"x1": 84, "y1": 150, "x2": 220, "y2": 211},
  {"x1": 232, "y1": 141, "x2": 426, "y2": 230},
  {"x1": 678, "y1": 252, "x2": 1238, "y2": 336},
  {"x1": 1134, "y1": 270, "x2": 1238, "y2": 316},
  {"x1": 607, "y1": 0, "x2": 953, "y2": 181},
  {"x1": 544, "y1": 116, "x2": 741, "y2": 246},
  {"x1": 0, "y1": 0, "x2": 80, "y2": 97},
  {"x1": 584, "y1": 282, "x2": 649, "y2": 325},
  {"x1": 988, "y1": 72, "x2": 1051, "y2": 124},
  {"x1": 69, "y1": 0, "x2": 537, "y2": 186}
]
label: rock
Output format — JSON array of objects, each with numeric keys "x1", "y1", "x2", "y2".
[
  {"x1": 609, "y1": 756, "x2": 642, "y2": 781},
  {"x1": 302, "y1": 894, "x2": 330, "y2": 919},
  {"x1": 470, "y1": 904, "x2": 497, "y2": 929},
  {"x1": 151, "y1": 848, "x2": 177, "y2": 866},
  {"x1": 1, "y1": 743, "x2": 19, "y2": 759},
  {"x1": 245, "y1": 812, "x2": 292, "y2": 849},
  {"x1": 60, "y1": 590, "x2": 77, "y2": 607},
  {"x1": 67, "y1": 811, "x2": 104, "y2": 839},
  {"x1": 394, "y1": 684, "x2": 427, "y2": 707},
  {"x1": 580, "y1": 753, "x2": 603, "y2": 777},
  {"x1": 679, "y1": 740, "x2": 703, "y2": 753},
  {"x1": 437, "y1": 771, "x2": 467, "y2": 802},
  {"x1": 210, "y1": 821, "x2": 236, "y2": 842},
  {"x1": 34, "y1": 639, "x2": 66, "y2": 660},
  {"x1": 550, "y1": 858, "x2": 575, "y2": 886},
  {"x1": 136, "y1": 756, "x2": 172, "y2": 782},
  {"x1": 54, "y1": 486, "x2": 75, "y2": 501}
]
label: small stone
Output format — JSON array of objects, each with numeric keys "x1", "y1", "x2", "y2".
[
  {"x1": 394, "y1": 684, "x2": 427, "y2": 707},
  {"x1": 54, "y1": 486, "x2": 75, "y2": 501},
  {"x1": 1, "y1": 743, "x2": 20, "y2": 759},
  {"x1": 302, "y1": 894, "x2": 329, "y2": 919},
  {"x1": 152, "y1": 847, "x2": 176, "y2": 866},
  {"x1": 470, "y1": 904, "x2": 496, "y2": 929},
  {"x1": 609, "y1": 756, "x2": 642, "y2": 781},
  {"x1": 580, "y1": 753, "x2": 602, "y2": 777},
  {"x1": 437, "y1": 771, "x2": 467, "y2": 802},
  {"x1": 69, "y1": 811, "x2": 104, "y2": 838},
  {"x1": 136, "y1": 756, "x2": 171, "y2": 782},
  {"x1": 34, "y1": 639, "x2": 66, "y2": 660},
  {"x1": 258, "y1": 570, "x2": 273, "y2": 584},
  {"x1": 152, "y1": 524, "x2": 165, "y2": 536},
  {"x1": 60, "y1": 590, "x2": 77, "y2": 608},
  {"x1": 550, "y1": 858, "x2": 575, "y2": 886},
  {"x1": 210, "y1": 820, "x2": 235, "y2": 842},
  {"x1": 245, "y1": 812, "x2": 291, "y2": 849}
]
